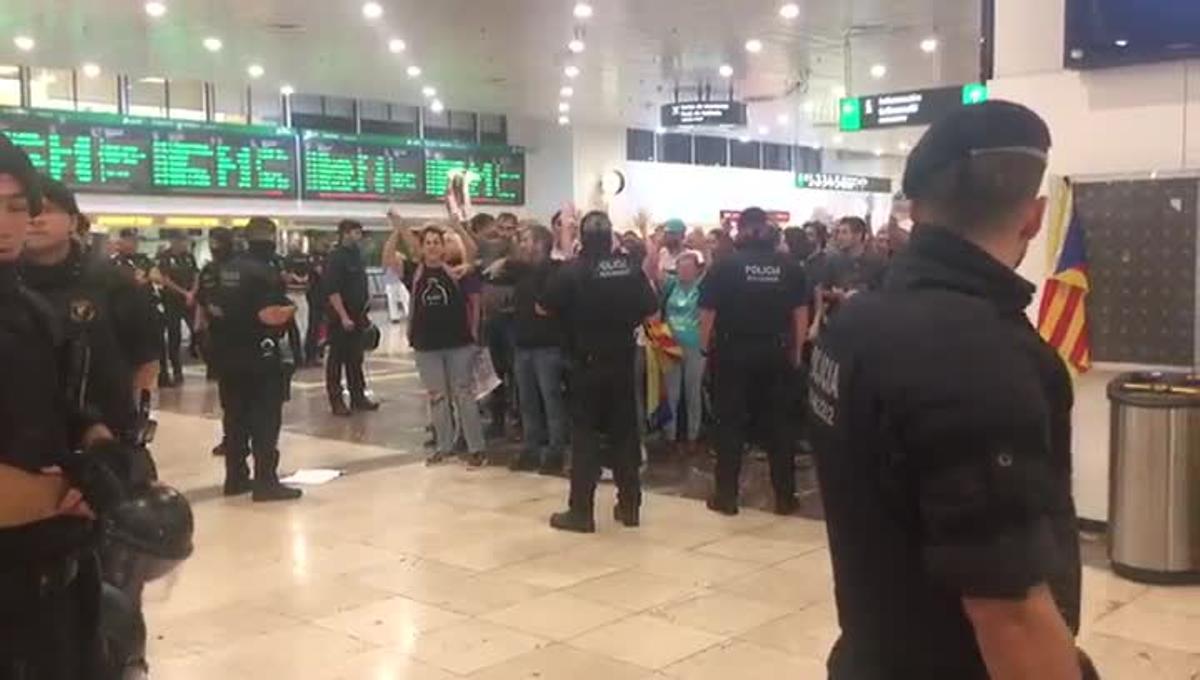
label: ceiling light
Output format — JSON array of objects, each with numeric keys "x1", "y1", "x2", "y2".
[
  {"x1": 558, "y1": 102, "x2": 571, "y2": 113},
  {"x1": 568, "y1": 39, "x2": 585, "y2": 54},
  {"x1": 873, "y1": 148, "x2": 884, "y2": 157},
  {"x1": 203, "y1": 37, "x2": 223, "y2": 52},
  {"x1": 247, "y1": 64, "x2": 264, "y2": 78},
  {"x1": 560, "y1": 85, "x2": 574, "y2": 97},
  {"x1": 870, "y1": 63, "x2": 887, "y2": 79},
  {"x1": 144, "y1": 1, "x2": 167, "y2": 18},
  {"x1": 832, "y1": 84, "x2": 847, "y2": 98},
  {"x1": 920, "y1": 37, "x2": 939, "y2": 53},
  {"x1": 564, "y1": 64, "x2": 580, "y2": 78},
  {"x1": 776, "y1": 113, "x2": 789, "y2": 125},
  {"x1": 573, "y1": 3, "x2": 593, "y2": 19},
  {"x1": 558, "y1": 115, "x2": 571, "y2": 126},
  {"x1": 745, "y1": 39, "x2": 764, "y2": 54},
  {"x1": 655, "y1": 126, "x2": 666, "y2": 134},
  {"x1": 13, "y1": 36, "x2": 34, "y2": 52},
  {"x1": 718, "y1": 64, "x2": 734, "y2": 78},
  {"x1": 388, "y1": 38, "x2": 407, "y2": 53},
  {"x1": 422, "y1": 85, "x2": 437, "y2": 98},
  {"x1": 280, "y1": 84, "x2": 294, "y2": 96},
  {"x1": 801, "y1": 99, "x2": 816, "y2": 114},
  {"x1": 406, "y1": 65, "x2": 422, "y2": 78},
  {"x1": 430, "y1": 99, "x2": 445, "y2": 113},
  {"x1": 81, "y1": 63, "x2": 101, "y2": 78},
  {"x1": 737, "y1": 135, "x2": 751, "y2": 144},
  {"x1": 361, "y1": 2, "x2": 383, "y2": 20},
  {"x1": 757, "y1": 125, "x2": 769, "y2": 135},
  {"x1": 832, "y1": 134, "x2": 845, "y2": 145},
  {"x1": 779, "y1": 3, "x2": 800, "y2": 19},
  {"x1": 139, "y1": 76, "x2": 165, "y2": 84},
  {"x1": 1114, "y1": 38, "x2": 1129, "y2": 47}
]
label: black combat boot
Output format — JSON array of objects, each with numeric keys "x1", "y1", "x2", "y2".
[
  {"x1": 549, "y1": 510, "x2": 596, "y2": 534},
  {"x1": 613, "y1": 503, "x2": 640, "y2": 528}
]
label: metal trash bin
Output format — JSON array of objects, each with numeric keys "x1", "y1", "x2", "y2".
[{"x1": 1107, "y1": 372, "x2": 1200, "y2": 583}]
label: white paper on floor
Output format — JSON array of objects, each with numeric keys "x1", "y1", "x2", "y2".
[{"x1": 281, "y1": 469, "x2": 344, "y2": 485}]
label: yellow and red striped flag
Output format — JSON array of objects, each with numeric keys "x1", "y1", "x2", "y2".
[{"x1": 1037, "y1": 184, "x2": 1091, "y2": 374}]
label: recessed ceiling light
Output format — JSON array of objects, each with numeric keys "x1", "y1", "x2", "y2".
[
  {"x1": 558, "y1": 102, "x2": 571, "y2": 113},
  {"x1": 13, "y1": 36, "x2": 34, "y2": 52},
  {"x1": 573, "y1": 3, "x2": 593, "y2": 19},
  {"x1": 406, "y1": 65, "x2": 422, "y2": 78},
  {"x1": 779, "y1": 3, "x2": 800, "y2": 19},
  {"x1": 870, "y1": 63, "x2": 887, "y2": 78},
  {"x1": 560, "y1": 85, "x2": 574, "y2": 97},
  {"x1": 422, "y1": 86, "x2": 437, "y2": 98},
  {"x1": 564, "y1": 64, "x2": 580, "y2": 78},
  {"x1": 280, "y1": 84, "x2": 294, "y2": 96},
  {"x1": 1114, "y1": 38, "x2": 1129, "y2": 47},
  {"x1": 718, "y1": 64, "x2": 734, "y2": 78},
  {"x1": 361, "y1": 2, "x2": 383, "y2": 20},
  {"x1": 558, "y1": 115, "x2": 571, "y2": 126},
  {"x1": 37, "y1": 73, "x2": 58, "y2": 85},
  {"x1": 655, "y1": 126, "x2": 666, "y2": 134},
  {"x1": 832, "y1": 84, "x2": 847, "y2": 98},
  {"x1": 247, "y1": 64, "x2": 264, "y2": 78},
  {"x1": 568, "y1": 39, "x2": 585, "y2": 53},
  {"x1": 203, "y1": 37, "x2": 223, "y2": 52},
  {"x1": 745, "y1": 39, "x2": 764, "y2": 54},
  {"x1": 388, "y1": 38, "x2": 407, "y2": 53},
  {"x1": 144, "y1": 1, "x2": 166, "y2": 18},
  {"x1": 737, "y1": 135, "x2": 751, "y2": 143},
  {"x1": 430, "y1": 99, "x2": 445, "y2": 113},
  {"x1": 81, "y1": 62, "x2": 101, "y2": 78},
  {"x1": 776, "y1": 113, "x2": 789, "y2": 125},
  {"x1": 801, "y1": 100, "x2": 816, "y2": 114},
  {"x1": 920, "y1": 37, "x2": 939, "y2": 53},
  {"x1": 139, "y1": 76, "x2": 165, "y2": 84},
  {"x1": 833, "y1": 134, "x2": 845, "y2": 145},
  {"x1": 873, "y1": 148, "x2": 884, "y2": 157},
  {"x1": 757, "y1": 125, "x2": 769, "y2": 135}
]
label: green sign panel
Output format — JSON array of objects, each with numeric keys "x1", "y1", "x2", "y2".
[{"x1": 839, "y1": 83, "x2": 989, "y2": 131}]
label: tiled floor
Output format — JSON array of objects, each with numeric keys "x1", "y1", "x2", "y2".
[{"x1": 140, "y1": 319, "x2": 1200, "y2": 679}]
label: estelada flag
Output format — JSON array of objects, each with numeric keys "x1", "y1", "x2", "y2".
[{"x1": 1037, "y1": 185, "x2": 1092, "y2": 375}]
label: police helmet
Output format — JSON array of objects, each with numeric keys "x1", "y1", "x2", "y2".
[
  {"x1": 579, "y1": 210, "x2": 613, "y2": 255},
  {"x1": 102, "y1": 483, "x2": 194, "y2": 583},
  {"x1": 0, "y1": 133, "x2": 42, "y2": 215}
]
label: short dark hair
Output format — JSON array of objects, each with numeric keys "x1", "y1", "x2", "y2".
[
  {"x1": 0, "y1": 134, "x2": 41, "y2": 215},
  {"x1": 838, "y1": 216, "x2": 870, "y2": 240},
  {"x1": 337, "y1": 219, "x2": 364, "y2": 236},
  {"x1": 497, "y1": 212, "x2": 518, "y2": 225},
  {"x1": 469, "y1": 213, "x2": 495, "y2": 234},
  {"x1": 739, "y1": 207, "x2": 769, "y2": 232},
  {"x1": 915, "y1": 154, "x2": 1047, "y2": 233},
  {"x1": 524, "y1": 223, "x2": 554, "y2": 256},
  {"x1": 245, "y1": 216, "x2": 277, "y2": 241},
  {"x1": 39, "y1": 175, "x2": 79, "y2": 215},
  {"x1": 783, "y1": 226, "x2": 806, "y2": 254},
  {"x1": 550, "y1": 210, "x2": 563, "y2": 229},
  {"x1": 417, "y1": 225, "x2": 446, "y2": 243}
]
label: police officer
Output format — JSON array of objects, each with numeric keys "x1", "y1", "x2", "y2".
[
  {"x1": 111, "y1": 228, "x2": 169, "y2": 387},
  {"x1": 156, "y1": 230, "x2": 199, "y2": 386},
  {"x1": 198, "y1": 217, "x2": 301, "y2": 502},
  {"x1": 0, "y1": 135, "x2": 123, "y2": 679},
  {"x1": 324, "y1": 219, "x2": 378, "y2": 416},
  {"x1": 542, "y1": 211, "x2": 657, "y2": 533},
  {"x1": 808, "y1": 101, "x2": 1091, "y2": 679},
  {"x1": 20, "y1": 176, "x2": 161, "y2": 441},
  {"x1": 699, "y1": 207, "x2": 809, "y2": 516}
]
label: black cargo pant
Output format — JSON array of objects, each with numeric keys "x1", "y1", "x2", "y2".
[
  {"x1": 712, "y1": 339, "x2": 795, "y2": 504},
  {"x1": 0, "y1": 553, "x2": 102, "y2": 680},
  {"x1": 567, "y1": 347, "x2": 642, "y2": 515},
  {"x1": 326, "y1": 324, "x2": 366, "y2": 404},
  {"x1": 159, "y1": 296, "x2": 189, "y2": 379},
  {"x1": 219, "y1": 359, "x2": 286, "y2": 487}
]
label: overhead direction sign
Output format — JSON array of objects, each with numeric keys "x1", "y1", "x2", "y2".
[
  {"x1": 795, "y1": 172, "x2": 893, "y2": 193},
  {"x1": 839, "y1": 83, "x2": 989, "y2": 131}
]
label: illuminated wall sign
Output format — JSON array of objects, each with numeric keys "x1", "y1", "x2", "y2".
[
  {"x1": 796, "y1": 172, "x2": 892, "y2": 193},
  {"x1": 661, "y1": 101, "x2": 748, "y2": 128},
  {"x1": 0, "y1": 107, "x2": 298, "y2": 198},
  {"x1": 839, "y1": 83, "x2": 989, "y2": 131},
  {"x1": 720, "y1": 209, "x2": 792, "y2": 225}
]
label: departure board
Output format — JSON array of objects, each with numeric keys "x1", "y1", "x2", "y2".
[
  {"x1": 301, "y1": 131, "x2": 425, "y2": 201},
  {"x1": 0, "y1": 107, "x2": 298, "y2": 198},
  {"x1": 424, "y1": 148, "x2": 525, "y2": 205}
]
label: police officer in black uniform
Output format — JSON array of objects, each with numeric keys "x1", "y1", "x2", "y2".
[
  {"x1": 111, "y1": 229, "x2": 168, "y2": 388},
  {"x1": 20, "y1": 177, "x2": 161, "y2": 442},
  {"x1": 0, "y1": 135, "x2": 124, "y2": 680},
  {"x1": 198, "y1": 217, "x2": 301, "y2": 502},
  {"x1": 699, "y1": 207, "x2": 810, "y2": 516},
  {"x1": 808, "y1": 101, "x2": 1091, "y2": 679},
  {"x1": 324, "y1": 219, "x2": 378, "y2": 416},
  {"x1": 542, "y1": 211, "x2": 657, "y2": 533},
  {"x1": 156, "y1": 230, "x2": 199, "y2": 386}
]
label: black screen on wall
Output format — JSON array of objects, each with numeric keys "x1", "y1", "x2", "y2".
[{"x1": 1065, "y1": 0, "x2": 1200, "y2": 69}]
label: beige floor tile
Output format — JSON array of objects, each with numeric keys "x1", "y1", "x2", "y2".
[
  {"x1": 738, "y1": 603, "x2": 840, "y2": 661},
  {"x1": 482, "y1": 592, "x2": 629, "y2": 641},
  {"x1": 717, "y1": 565, "x2": 835, "y2": 609},
  {"x1": 194, "y1": 622, "x2": 372, "y2": 680},
  {"x1": 570, "y1": 614, "x2": 725, "y2": 670},
  {"x1": 566, "y1": 570, "x2": 700, "y2": 612},
  {"x1": 693, "y1": 534, "x2": 808, "y2": 565},
  {"x1": 1126, "y1": 584, "x2": 1200, "y2": 618},
  {"x1": 662, "y1": 640, "x2": 826, "y2": 680},
  {"x1": 428, "y1": 529, "x2": 580, "y2": 571},
  {"x1": 249, "y1": 574, "x2": 397, "y2": 621},
  {"x1": 772, "y1": 547, "x2": 834, "y2": 577},
  {"x1": 748, "y1": 517, "x2": 829, "y2": 547},
  {"x1": 325, "y1": 648, "x2": 459, "y2": 680},
  {"x1": 1080, "y1": 632, "x2": 1200, "y2": 679},
  {"x1": 650, "y1": 590, "x2": 794, "y2": 636},
  {"x1": 468, "y1": 643, "x2": 650, "y2": 680},
  {"x1": 350, "y1": 556, "x2": 480, "y2": 596},
  {"x1": 490, "y1": 551, "x2": 625, "y2": 589},
  {"x1": 315, "y1": 595, "x2": 466, "y2": 645},
  {"x1": 1092, "y1": 600, "x2": 1200, "y2": 654},
  {"x1": 406, "y1": 619, "x2": 548, "y2": 675},
  {"x1": 146, "y1": 604, "x2": 299, "y2": 658}
]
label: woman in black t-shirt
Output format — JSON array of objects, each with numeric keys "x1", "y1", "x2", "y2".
[{"x1": 384, "y1": 219, "x2": 486, "y2": 465}]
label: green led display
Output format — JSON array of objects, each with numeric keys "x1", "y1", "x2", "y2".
[{"x1": 838, "y1": 98, "x2": 863, "y2": 132}]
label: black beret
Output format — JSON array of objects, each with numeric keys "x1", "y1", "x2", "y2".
[
  {"x1": 39, "y1": 174, "x2": 80, "y2": 215},
  {"x1": 0, "y1": 133, "x2": 42, "y2": 215},
  {"x1": 902, "y1": 100, "x2": 1051, "y2": 200}
]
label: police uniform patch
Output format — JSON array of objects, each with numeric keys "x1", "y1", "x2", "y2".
[{"x1": 69, "y1": 298, "x2": 96, "y2": 323}]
